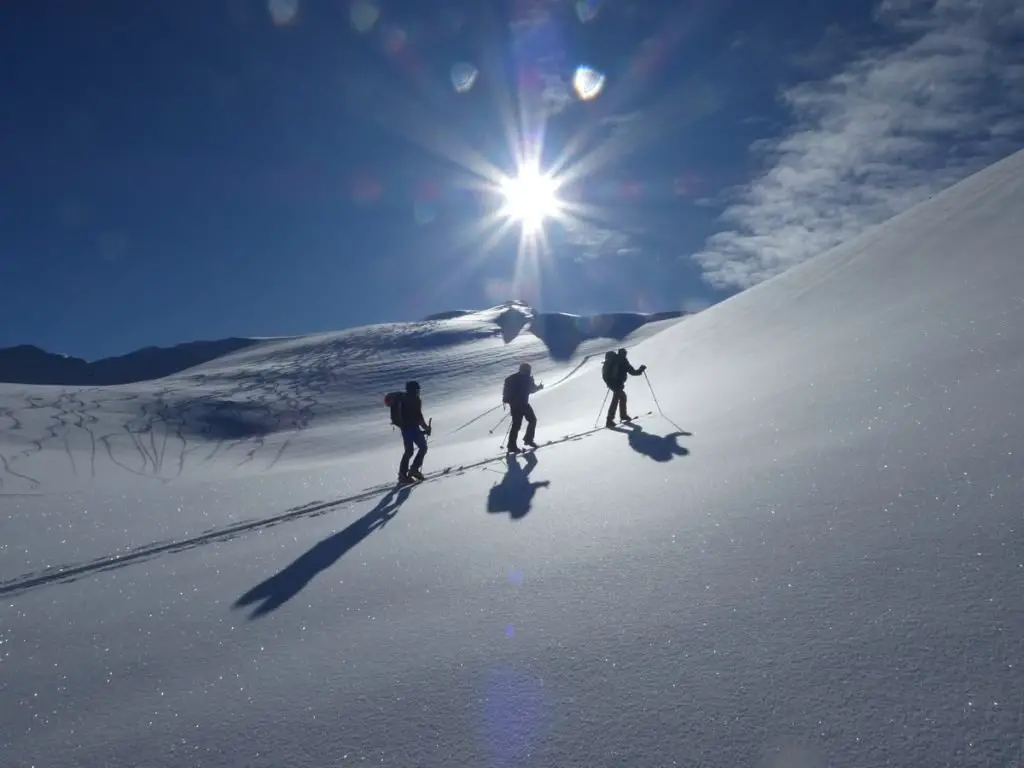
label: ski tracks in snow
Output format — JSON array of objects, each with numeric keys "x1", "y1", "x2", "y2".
[
  {"x1": 0, "y1": 414, "x2": 657, "y2": 597},
  {"x1": 0, "y1": 358, "x2": 332, "y2": 491}
]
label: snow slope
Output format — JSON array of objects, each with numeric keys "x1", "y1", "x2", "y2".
[{"x1": 3, "y1": 150, "x2": 1024, "y2": 767}]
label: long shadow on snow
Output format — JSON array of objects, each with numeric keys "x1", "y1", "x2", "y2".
[
  {"x1": 609, "y1": 422, "x2": 690, "y2": 462},
  {"x1": 486, "y1": 452, "x2": 550, "y2": 520},
  {"x1": 0, "y1": 416, "x2": 645, "y2": 598},
  {"x1": 233, "y1": 485, "x2": 415, "y2": 619}
]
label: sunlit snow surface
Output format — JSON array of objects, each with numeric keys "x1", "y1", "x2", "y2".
[{"x1": 3, "y1": 152, "x2": 1024, "y2": 766}]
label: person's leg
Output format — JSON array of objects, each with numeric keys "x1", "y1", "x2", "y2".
[
  {"x1": 399, "y1": 429, "x2": 415, "y2": 477},
  {"x1": 618, "y1": 389, "x2": 630, "y2": 420},
  {"x1": 607, "y1": 389, "x2": 621, "y2": 424},
  {"x1": 523, "y1": 404, "x2": 537, "y2": 444},
  {"x1": 508, "y1": 406, "x2": 524, "y2": 449},
  {"x1": 410, "y1": 429, "x2": 428, "y2": 474}
]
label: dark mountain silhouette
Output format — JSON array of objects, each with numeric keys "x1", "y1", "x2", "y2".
[{"x1": 0, "y1": 338, "x2": 259, "y2": 386}]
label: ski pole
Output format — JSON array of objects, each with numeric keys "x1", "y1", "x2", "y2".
[
  {"x1": 489, "y1": 410, "x2": 510, "y2": 434},
  {"x1": 594, "y1": 389, "x2": 609, "y2": 427},
  {"x1": 644, "y1": 371, "x2": 685, "y2": 432},
  {"x1": 499, "y1": 420, "x2": 512, "y2": 450},
  {"x1": 451, "y1": 403, "x2": 503, "y2": 434},
  {"x1": 643, "y1": 371, "x2": 663, "y2": 415}
]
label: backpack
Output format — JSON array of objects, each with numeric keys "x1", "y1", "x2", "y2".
[
  {"x1": 502, "y1": 374, "x2": 516, "y2": 405},
  {"x1": 384, "y1": 391, "x2": 405, "y2": 427},
  {"x1": 602, "y1": 356, "x2": 617, "y2": 387}
]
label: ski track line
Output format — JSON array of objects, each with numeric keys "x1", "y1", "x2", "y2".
[
  {"x1": 0, "y1": 453, "x2": 40, "y2": 491},
  {"x1": 0, "y1": 413, "x2": 655, "y2": 597}
]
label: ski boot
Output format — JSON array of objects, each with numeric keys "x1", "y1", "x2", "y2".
[{"x1": 408, "y1": 468, "x2": 425, "y2": 482}]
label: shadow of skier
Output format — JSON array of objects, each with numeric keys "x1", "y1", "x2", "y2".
[
  {"x1": 611, "y1": 422, "x2": 690, "y2": 462},
  {"x1": 233, "y1": 484, "x2": 414, "y2": 619},
  {"x1": 487, "y1": 452, "x2": 550, "y2": 520}
]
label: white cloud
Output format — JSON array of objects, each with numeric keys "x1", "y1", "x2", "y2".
[
  {"x1": 561, "y1": 221, "x2": 636, "y2": 261},
  {"x1": 692, "y1": 0, "x2": 1024, "y2": 290}
]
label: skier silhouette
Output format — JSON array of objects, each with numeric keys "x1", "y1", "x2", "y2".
[
  {"x1": 502, "y1": 362, "x2": 544, "y2": 453},
  {"x1": 602, "y1": 348, "x2": 647, "y2": 428}
]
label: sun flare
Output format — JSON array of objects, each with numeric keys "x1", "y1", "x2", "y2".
[{"x1": 499, "y1": 167, "x2": 561, "y2": 232}]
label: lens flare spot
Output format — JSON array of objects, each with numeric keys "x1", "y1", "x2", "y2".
[
  {"x1": 383, "y1": 26, "x2": 407, "y2": 54},
  {"x1": 349, "y1": 0, "x2": 379, "y2": 33},
  {"x1": 451, "y1": 62, "x2": 478, "y2": 93},
  {"x1": 481, "y1": 667, "x2": 548, "y2": 763},
  {"x1": 267, "y1": 0, "x2": 299, "y2": 26},
  {"x1": 351, "y1": 174, "x2": 382, "y2": 202},
  {"x1": 575, "y1": 0, "x2": 600, "y2": 23},
  {"x1": 572, "y1": 65, "x2": 605, "y2": 101},
  {"x1": 414, "y1": 200, "x2": 437, "y2": 225}
]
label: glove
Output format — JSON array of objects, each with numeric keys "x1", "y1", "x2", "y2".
[{"x1": 639, "y1": 365, "x2": 647, "y2": 373}]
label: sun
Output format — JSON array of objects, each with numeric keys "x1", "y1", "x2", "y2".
[{"x1": 499, "y1": 166, "x2": 561, "y2": 233}]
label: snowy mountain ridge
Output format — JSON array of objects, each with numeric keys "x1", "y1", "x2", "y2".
[
  {"x1": 0, "y1": 300, "x2": 683, "y2": 385},
  {"x1": 3, "y1": 149, "x2": 1023, "y2": 767}
]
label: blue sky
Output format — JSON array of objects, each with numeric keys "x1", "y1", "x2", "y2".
[{"x1": 2, "y1": 0, "x2": 1021, "y2": 360}]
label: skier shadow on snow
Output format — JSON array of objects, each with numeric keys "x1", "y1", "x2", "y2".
[
  {"x1": 232, "y1": 485, "x2": 414, "y2": 619},
  {"x1": 486, "y1": 452, "x2": 550, "y2": 520},
  {"x1": 610, "y1": 422, "x2": 690, "y2": 462}
]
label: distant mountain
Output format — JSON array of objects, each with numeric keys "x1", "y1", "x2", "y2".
[
  {"x1": 0, "y1": 302, "x2": 688, "y2": 385},
  {"x1": 0, "y1": 338, "x2": 260, "y2": 386}
]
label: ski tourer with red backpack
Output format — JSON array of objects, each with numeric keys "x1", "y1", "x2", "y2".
[{"x1": 384, "y1": 380, "x2": 432, "y2": 484}]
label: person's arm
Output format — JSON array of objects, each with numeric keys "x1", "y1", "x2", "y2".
[
  {"x1": 530, "y1": 377, "x2": 544, "y2": 392},
  {"x1": 413, "y1": 400, "x2": 430, "y2": 433},
  {"x1": 627, "y1": 361, "x2": 647, "y2": 376}
]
